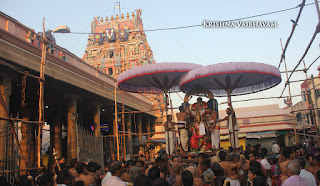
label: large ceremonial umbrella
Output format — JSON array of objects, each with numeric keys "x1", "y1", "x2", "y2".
[
  {"x1": 180, "y1": 62, "x2": 281, "y2": 147},
  {"x1": 118, "y1": 62, "x2": 202, "y2": 93},
  {"x1": 117, "y1": 62, "x2": 202, "y2": 154},
  {"x1": 180, "y1": 62, "x2": 281, "y2": 97}
]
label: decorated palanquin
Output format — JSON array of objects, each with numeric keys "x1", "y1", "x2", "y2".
[
  {"x1": 82, "y1": 9, "x2": 164, "y2": 117},
  {"x1": 183, "y1": 89, "x2": 218, "y2": 152}
]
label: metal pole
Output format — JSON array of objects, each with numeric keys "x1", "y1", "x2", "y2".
[
  {"x1": 37, "y1": 18, "x2": 47, "y2": 168},
  {"x1": 311, "y1": 75, "x2": 320, "y2": 137},
  {"x1": 315, "y1": 0, "x2": 320, "y2": 22},
  {"x1": 114, "y1": 81, "x2": 120, "y2": 160},
  {"x1": 281, "y1": 39, "x2": 298, "y2": 143}
]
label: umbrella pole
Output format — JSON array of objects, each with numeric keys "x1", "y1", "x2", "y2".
[
  {"x1": 228, "y1": 94, "x2": 236, "y2": 150},
  {"x1": 165, "y1": 92, "x2": 170, "y2": 155}
]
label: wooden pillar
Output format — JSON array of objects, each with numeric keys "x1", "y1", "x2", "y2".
[
  {"x1": 94, "y1": 103, "x2": 100, "y2": 137},
  {"x1": 127, "y1": 114, "x2": 133, "y2": 156},
  {"x1": 138, "y1": 114, "x2": 142, "y2": 144},
  {"x1": 67, "y1": 96, "x2": 78, "y2": 164},
  {"x1": 20, "y1": 110, "x2": 31, "y2": 175},
  {"x1": 0, "y1": 76, "x2": 11, "y2": 170}
]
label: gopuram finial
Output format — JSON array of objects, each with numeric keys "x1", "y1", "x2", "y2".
[
  {"x1": 121, "y1": 13, "x2": 124, "y2": 19},
  {"x1": 116, "y1": 14, "x2": 119, "y2": 19},
  {"x1": 100, "y1": 17, "x2": 104, "y2": 23},
  {"x1": 105, "y1": 16, "x2": 109, "y2": 22},
  {"x1": 132, "y1": 11, "x2": 135, "y2": 17},
  {"x1": 111, "y1": 15, "x2": 114, "y2": 20},
  {"x1": 126, "y1": 12, "x2": 130, "y2": 18}
]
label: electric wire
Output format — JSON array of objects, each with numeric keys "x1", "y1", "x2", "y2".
[{"x1": 54, "y1": 1, "x2": 319, "y2": 35}]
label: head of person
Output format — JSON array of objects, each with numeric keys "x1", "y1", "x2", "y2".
[
  {"x1": 285, "y1": 160, "x2": 301, "y2": 177},
  {"x1": 282, "y1": 147, "x2": 292, "y2": 160},
  {"x1": 70, "y1": 159, "x2": 78, "y2": 168},
  {"x1": 201, "y1": 159, "x2": 211, "y2": 172},
  {"x1": 294, "y1": 156, "x2": 306, "y2": 169},
  {"x1": 229, "y1": 153, "x2": 240, "y2": 163},
  {"x1": 129, "y1": 166, "x2": 141, "y2": 182},
  {"x1": 226, "y1": 108, "x2": 231, "y2": 115},
  {"x1": 197, "y1": 97, "x2": 202, "y2": 103},
  {"x1": 214, "y1": 176, "x2": 230, "y2": 186},
  {"x1": 203, "y1": 170, "x2": 214, "y2": 184},
  {"x1": 179, "y1": 106, "x2": 184, "y2": 112},
  {"x1": 249, "y1": 151, "x2": 259, "y2": 161},
  {"x1": 155, "y1": 157, "x2": 166, "y2": 172},
  {"x1": 198, "y1": 153, "x2": 207, "y2": 163},
  {"x1": 87, "y1": 162, "x2": 97, "y2": 172},
  {"x1": 133, "y1": 175, "x2": 152, "y2": 186},
  {"x1": 248, "y1": 166, "x2": 264, "y2": 181},
  {"x1": 148, "y1": 166, "x2": 160, "y2": 181},
  {"x1": 172, "y1": 156, "x2": 179, "y2": 164},
  {"x1": 56, "y1": 168, "x2": 73, "y2": 185},
  {"x1": 307, "y1": 154, "x2": 315, "y2": 166},
  {"x1": 218, "y1": 151, "x2": 227, "y2": 161},
  {"x1": 153, "y1": 177, "x2": 169, "y2": 186},
  {"x1": 250, "y1": 161, "x2": 262, "y2": 170},
  {"x1": 228, "y1": 146, "x2": 234, "y2": 153},
  {"x1": 76, "y1": 162, "x2": 87, "y2": 174},
  {"x1": 58, "y1": 157, "x2": 66, "y2": 164},
  {"x1": 181, "y1": 171, "x2": 193, "y2": 186},
  {"x1": 110, "y1": 161, "x2": 124, "y2": 177},
  {"x1": 211, "y1": 162, "x2": 224, "y2": 177},
  {"x1": 269, "y1": 157, "x2": 278, "y2": 165},
  {"x1": 187, "y1": 166, "x2": 196, "y2": 177},
  {"x1": 253, "y1": 176, "x2": 267, "y2": 186},
  {"x1": 74, "y1": 180, "x2": 85, "y2": 186},
  {"x1": 260, "y1": 148, "x2": 268, "y2": 158}
]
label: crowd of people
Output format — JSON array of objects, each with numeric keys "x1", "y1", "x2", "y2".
[{"x1": 4, "y1": 141, "x2": 320, "y2": 186}]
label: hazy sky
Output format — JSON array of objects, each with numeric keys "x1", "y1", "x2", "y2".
[{"x1": 1, "y1": 0, "x2": 320, "y2": 110}]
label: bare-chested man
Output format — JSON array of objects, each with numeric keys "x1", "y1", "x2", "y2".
[
  {"x1": 208, "y1": 108, "x2": 219, "y2": 150},
  {"x1": 218, "y1": 151, "x2": 242, "y2": 186},
  {"x1": 306, "y1": 155, "x2": 317, "y2": 173},
  {"x1": 164, "y1": 115, "x2": 175, "y2": 155},
  {"x1": 69, "y1": 159, "x2": 79, "y2": 178},
  {"x1": 279, "y1": 147, "x2": 294, "y2": 176},
  {"x1": 75, "y1": 162, "x2": 95, "y2": 186},
  {"x1": 173, "y1": 162, "x2": 182, "y2": 186},
  {"x1": 176, "y1": 106, "x2": 189, "y2": 153}
]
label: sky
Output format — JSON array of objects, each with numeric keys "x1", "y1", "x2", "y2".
[{"x1": 1, "y1": 0, "x2": 320, "y2": 111}]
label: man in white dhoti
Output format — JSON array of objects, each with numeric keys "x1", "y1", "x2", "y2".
[
  {"x1": 208, "y1": 108, "x2": 219, "y2": 150},
  {"x1": 164, "y1": 115, "x2": 175, "y2": 155},
  {"x1": 176, "y1": 106, "x2": 189, "y2": 153},
  {"x1": 220, "y1": 105, "x2": 239, "y2": 149}
]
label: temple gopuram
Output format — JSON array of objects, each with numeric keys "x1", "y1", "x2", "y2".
[{"x1": 83, "y1": 9, "x2": 164, "y2": 117}]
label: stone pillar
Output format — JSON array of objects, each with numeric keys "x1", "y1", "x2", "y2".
[
  {"x1": 147, "y1": 116, "x2": 151, "y2": 140},
  {"x1": 138, "y1": 115, "x2": 142, "y2": 144},
  {"x1": 94, "y1": 103, "x2": 100, "y2": 137},
  {"x1": 54, "y1": 122, "x2": 62, "y2": 158},
  {"x1": 67, "y1": 96, "x2": 78, "y2": 164},
  {"x1": 0, "y1": 77, "x2": 11, "y2": 170},
  {"x1": 126, "y1": 114, "x2": 133, "y2": 156}
]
